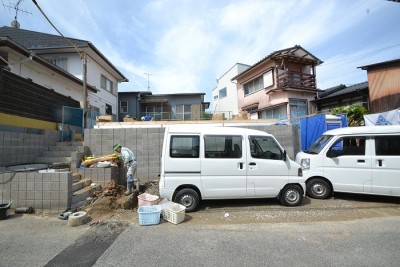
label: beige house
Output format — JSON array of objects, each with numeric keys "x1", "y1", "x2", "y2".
[{"x1": 232, "y1": 45, "x2": 322, "y2": 122}]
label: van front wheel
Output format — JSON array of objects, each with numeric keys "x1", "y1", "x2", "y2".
[
  {"x1": 280, "y1": 185, "x2": 303, "y2": 207},
  {"x1": 307, "y1": 178, "x2": 331, "y2": 199},
  {"x1": 174, "y1": 188, "x2": 200, "y2": 212}
]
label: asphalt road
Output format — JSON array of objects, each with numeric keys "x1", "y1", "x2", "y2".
[{"x1": 1, "y1": 194, "x2": 400, "y2": 267}]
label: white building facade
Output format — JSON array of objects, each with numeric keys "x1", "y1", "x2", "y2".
[{"x1": 212, "y1": 63, "x2": 249, "y2": 119}]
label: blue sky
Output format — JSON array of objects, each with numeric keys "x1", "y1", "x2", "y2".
[{"x1": 1, "y1": 0, "x2": 400, "y2": 106}]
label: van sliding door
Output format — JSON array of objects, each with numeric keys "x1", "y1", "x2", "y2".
[
  {"x1": 372, "y1": 135, "x2": 400, "y2": 196},
  {"x1": 201, "y1": 135, "x2": 246, "y2": 198}
]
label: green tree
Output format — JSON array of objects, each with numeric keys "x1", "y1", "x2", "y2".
[{"x1": 330, "y1": 105, "x2": 368, "y2": 126}]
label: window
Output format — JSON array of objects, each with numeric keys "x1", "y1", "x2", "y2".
[
  {"x1": 244, "y1": 76, "x2": 264, "y2": 95},
  {"x1": 219, "y1": 88, "x2": 227, "y2": 99},
  {"x1": 47, "y1": 57, "x2": 67, "y2": 70},
  {"x1": 170, "y1": 136, "x2": 199, "y2": 158},
  {"x1": 205, "y1": 135, "x2": 242, "y2": 158},
  {"x1": 328, "y1": 136, "x2": 366, "y2": 156},
  {"x1": 101, "y1": 74, "x2": 114, "y2": 93},
  {"x1": 146, "y1": 105, "x2": 163, "y2": 120},
  {"x1": 105, "y1": 104, "x2": 112, "y2": 115},
  {"x1": 263, "y1": 105, "x2": 287, "y2": 120},
  {"x1": 249, "y1": 136, "x2": 283, "y2": 160},
  {"x1": 176, "y1": 105, "x2": 192, "y2": 120},
  {"x1": 375, "y1": 135, "x2": 400, "y2": 156},
  {"x1": 289, "y1": 98, "x2": 307, "y2": 118},
  {"x1": 120, "y1": 101, "x2": 128, "y2": 113},
  {"x1": 263, "y1": 70, "x2": 273, "y2": 88},
  {"x1": 307, "y1": 135, "x2": 334, "y2": 154}
]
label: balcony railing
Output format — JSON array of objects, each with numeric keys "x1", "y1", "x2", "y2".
[{"x1": 277, "y1": 71, "x2": 316, "y2": 90}]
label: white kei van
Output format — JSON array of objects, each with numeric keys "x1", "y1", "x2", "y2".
[
  {"x1": 295, "y1": 125, "x2": 400, "y2": 199},
  {"x1": 159, "y1": 126, "x2": 305, "y2": 212}
]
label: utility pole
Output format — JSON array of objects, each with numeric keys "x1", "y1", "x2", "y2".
[
  {"x1": 83, "y1": 53, "x2": 88, "y2": 128},
  {"x1": 143, "y1": 72, "x2": 152, "y2": 91}
]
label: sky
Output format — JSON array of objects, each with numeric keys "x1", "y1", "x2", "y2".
[{"x1": 1, "y1": 0, "x2": 400, "y2": 107}]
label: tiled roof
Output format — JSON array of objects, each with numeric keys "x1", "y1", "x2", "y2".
[
  {"x1": 0, "y1": 26, "x2": 88, "y2": 50},
  {"x1": 317, "y1": 82, "x2": 368, "y2": 99}
]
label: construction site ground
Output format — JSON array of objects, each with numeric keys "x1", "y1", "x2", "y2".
[{"x1": 79, "y1": 181, "x2": 400, "y2": 226}]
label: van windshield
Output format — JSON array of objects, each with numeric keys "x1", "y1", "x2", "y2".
[{"x1": 305, "y1": 135, "x2": 334, "y2": 154}]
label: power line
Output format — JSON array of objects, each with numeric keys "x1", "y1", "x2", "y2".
[
  {"x1": 31, "y1": 0, "x2": 83, "y2": 58},
  {"x1": 319, "y1": 43, "x2": 400, "y2": 67}
]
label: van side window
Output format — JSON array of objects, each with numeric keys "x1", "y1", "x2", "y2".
[
  {"x1": 375, "y1": 135, "x2": 400, "y2": 156},
  {"x1": 249, "y1": 136, "x2": 283, "y2": 160},
  {"x1": 328, "y1": 136, "x2": 366, "y2": 156},
  {"x1": 204, "y1": 135, "x2": 242, "y2": 158},
  {"x1": 170, "y1": 135, "x2": 200, "y2": 158}
]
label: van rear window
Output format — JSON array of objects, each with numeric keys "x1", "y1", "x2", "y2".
[
  {"x1": 375, "y1": 135, "x2": 400, "y2": 156},
  {"x1": 170, "y1": 135, "x2": 200, "y2": 158},
  {"x1": 204, "y1": 135, "x2": 242, "y2": 158}
]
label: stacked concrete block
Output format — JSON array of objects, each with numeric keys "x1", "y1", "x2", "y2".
[
  {"x1": 76, "y1": 167, "x2": 120, "y2": 187},
  {"x1": 0, "y1": 171, "x2": 72, "y2": 213},
  {"x1": 0, "y1": 130, "x2": 60, "y2": 167},
  {"x1": 82, "y1": 125, "x2": 300, "y2": 184}
]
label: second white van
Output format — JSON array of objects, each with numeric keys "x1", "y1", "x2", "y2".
[
  {"x1": 295, "y1": 125, "x2": 400, "y2": 199},
  {"x1": 159, "y1": 126, "x2": 305, "y2": 212}
]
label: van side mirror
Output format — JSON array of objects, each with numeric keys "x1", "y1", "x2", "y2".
[
  {"x1": 327, "y1": 150, "x2": 339, "y2": 158},
  {"x1": 282, "y1": 150, "x2": 287, "y2": 161}
]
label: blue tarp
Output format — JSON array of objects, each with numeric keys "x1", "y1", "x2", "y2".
[{"x1": 300, "y1": 114, "x2": 347, "y2": 151}]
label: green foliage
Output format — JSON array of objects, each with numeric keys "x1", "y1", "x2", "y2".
[
  {"x1": 201, "y1": 112, "x2": 213, "y2": 120},
  {"x1": 330, "y1": 105, "x2": 369, "y2": 126}
]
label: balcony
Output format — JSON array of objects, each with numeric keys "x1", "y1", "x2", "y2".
[{"x1": 277, "y1": 71, "x2": 316, "y2": 90}]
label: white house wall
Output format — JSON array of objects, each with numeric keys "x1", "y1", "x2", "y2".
[
  {"x1": 212, "y1": 63, "x2": 249, "y2": 119},
  {"x1": 7, "y1": 53, "x2": 85, "y2": 103},
  {"x1": 86, "y1": 55, "x2": 118, "y2": 115}
]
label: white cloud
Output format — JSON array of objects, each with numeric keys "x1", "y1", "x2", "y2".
[{"x1": 1, "y1": 0, "x2": 399, "y2": 101}]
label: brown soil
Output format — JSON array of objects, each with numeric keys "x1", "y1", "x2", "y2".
[
  {"x1": 82, "y1": 182, "x2": 400, "y2": 226},
  {"x1": 83, "y1": 181, "x2": 157, "y2": 224}
]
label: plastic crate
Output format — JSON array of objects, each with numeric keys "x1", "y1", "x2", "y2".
[
  {"x1": 137, "y1": 205, "x2": 161, "y2": 226},
  {"x1": 161, "y1": 203, "x2": 186, "y2": 225},
  {"x1": 137, "y1": 193, "x2": 159, "y2": 207}
]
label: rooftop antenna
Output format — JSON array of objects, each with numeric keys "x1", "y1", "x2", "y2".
[
  {"x1": 2, "y1": 0, "x2": 32, "y2": 28},
  {"x1": 143, "y1": 72, "x2": 153, "y2": 91}
]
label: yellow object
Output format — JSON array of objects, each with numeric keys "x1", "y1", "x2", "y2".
[
  {"x1": 81, "y1": 153, "x2": 119, "y2": 166},
  {"x1": 0, "y1": 113, "x2": 57, "y2": 130}
]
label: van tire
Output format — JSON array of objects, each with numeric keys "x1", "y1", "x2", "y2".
[
  {"x1": 307, "y1": 178, "x2": 331, "y2": 199},
  {"x1": 279, "y1": 185, "x2": 303, "y2": 207},
  {"x1": 174, "y1": 188, "x2": 200, "y2": 212}
]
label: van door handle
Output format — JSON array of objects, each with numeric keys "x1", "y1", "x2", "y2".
[
  {"x1": 377, "y1": 159, "x2": 382, "y2": 167},
  {"x1": 357, "y1": 159, "x2": 365, "y2": 163},
  {"x1": 249, "y1": 162, "x2": 256, "y2": 166}
]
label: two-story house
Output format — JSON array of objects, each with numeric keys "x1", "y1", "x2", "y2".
[
  {"x1": 118, "y1": 91, "x2": 209, "y2": 121},
  {"x1": 0, "y1": 25, "x2": 128, "y2": 122},
  {"x1": 212, "y1": 63, "x2": 250, "y2": 119},
  {"x1": 231, "y1": 45, "x2": 322, "y2": 122}
]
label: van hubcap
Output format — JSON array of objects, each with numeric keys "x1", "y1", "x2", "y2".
[
  {"x1": 312, "y1": 183, "x2": 325, "y2": 196},
  {"x1": 180, "y1": 195, "x2": 194, "y2": 207},
  {"x1": 285, "y1": 189, "x2": 299, "y2": 203}
]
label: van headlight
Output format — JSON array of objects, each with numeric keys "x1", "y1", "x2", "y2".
[{"x1": 300, "y1": 158, "x2": 310, "y2": 170}]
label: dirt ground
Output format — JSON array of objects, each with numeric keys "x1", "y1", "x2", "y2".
[{"x1": 81, "y1": 181, "x2": 400, "y2": 226}]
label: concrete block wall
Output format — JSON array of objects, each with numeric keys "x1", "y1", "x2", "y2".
[
  {"x1": 0, "y1": 171, "x2": 72, "y2": 213},
  {"x1": 77, "y1": 167, "x2": 121, "y2": 187},
  {"x1": 84, "y1": 125, "x2": 300, "y2": 183},
  {"x1": 0, "y1": 130, "x2": 60, "y2": 167}
]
